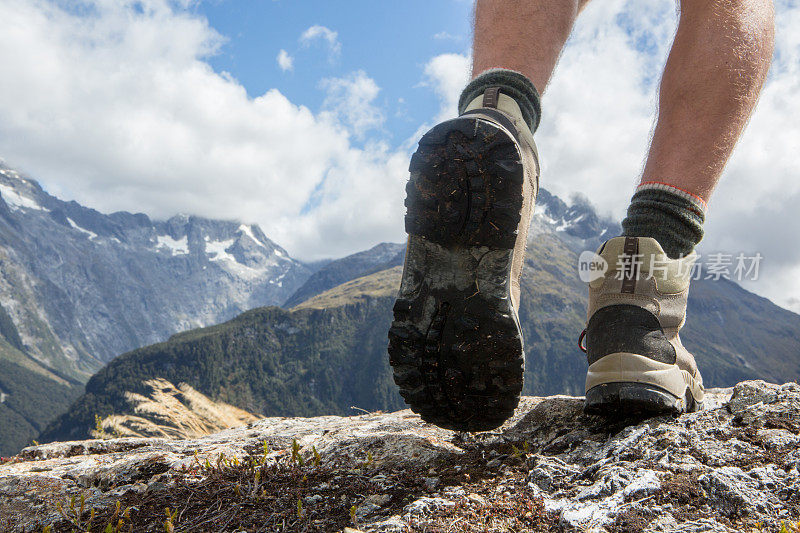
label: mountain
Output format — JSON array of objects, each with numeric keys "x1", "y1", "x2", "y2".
[
  {"x1": 0, "y1": 161, "x2": 312, "y2": 455},
  {"x1": 0, "y1": 346, "x2": 81, "y2": 457},
  {"x1": 283, "y1": 242, "x2": 405, "y2": 308},
  {"x1": 534, "y1": 188, "x2": 620, "y2": 253},
  {"x1": 39, "y1": 227, "x2": 800, "y2": 444},
  {"x1": 40, "y1": 295, "x2": 405, "y2": 443}
]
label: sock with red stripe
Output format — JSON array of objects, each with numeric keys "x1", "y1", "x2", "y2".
[{"x1": 621, "y1": 182, "x2": 706, "y2": 259}]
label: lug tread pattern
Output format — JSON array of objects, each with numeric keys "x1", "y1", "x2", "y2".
[
  {"x1": 405, "y1": 118, "x2": 524, "y2": 250},
  {"x1": 389, "y1": 293, "x2": 524, "y2": 431}
]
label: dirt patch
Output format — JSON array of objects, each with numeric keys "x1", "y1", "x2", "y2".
[
  {"x1": 608, "y1": 508, "x2": 656, "y2": 533},
  {"x1": 655, "y1": 472, "x2": 708, "y2": 523}
]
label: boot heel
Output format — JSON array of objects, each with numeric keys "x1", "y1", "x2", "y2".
[{"x1": 584, "y1": 381, "x2": 700, "y2": 417}]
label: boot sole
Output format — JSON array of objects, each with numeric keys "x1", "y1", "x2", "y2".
[
  {"x1": 389, "y1": 116, "x2": 525, "y2": 432},
  {"x1": 584, "y1": 382, "x2": 702, "y2": 417},
  {"x1": 584, "y1": 352, "x2": 704, "y2": 416}
]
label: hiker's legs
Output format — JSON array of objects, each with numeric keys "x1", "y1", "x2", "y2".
[
  {"x1": 642, "y1": 0, "x2": 775, "y2": 201},
  {"x1": 587, "y1": 0, "x2": 776, "y2": 417},
  {"x1": 472, "y1": 0, "x2": 593, "y2": 91},
  {"x1": 393, "y1": 0, "x2": 574, "y2": 431}
]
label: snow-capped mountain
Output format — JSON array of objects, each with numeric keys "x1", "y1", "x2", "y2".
[
  {"x1": 0, "y1": 161, "x2": 310, "y2": 380},
  {"x1": 532, "y1": 189, "x2": 621, "y2": 253}
]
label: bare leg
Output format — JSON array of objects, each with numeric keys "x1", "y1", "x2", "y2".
[
  {"x1": 471, "y1": 0, "x2": 593, "y2": 91},
  {"x1": 642, "y1": 0, "x2": 775, "y2": 201}
]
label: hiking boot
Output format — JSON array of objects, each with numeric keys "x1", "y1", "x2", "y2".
[
  {"x1": 581, "y1": 236, "x2": 705, "y2": 416},
  {"x1": 388, "y1": 87, "x2": 539, "y2": 432}
]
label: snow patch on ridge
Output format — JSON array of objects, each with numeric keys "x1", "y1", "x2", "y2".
[
  {"x1": 156, "y1": 235, "x2": 189, "y2": 255},
  {"x1": 205, "y1": 238, "x2": 236, "y2": 262},
  {"x1": 237, "y1": 224, "x2": 265, "y2": 247},
  {"x1": 67, "y1": 218, "x2": 98, "y2": 239},
  {"x1": 0, "y1": 184, "x2": 48, "y2": 212}
]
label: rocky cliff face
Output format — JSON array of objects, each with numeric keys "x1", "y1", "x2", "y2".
[{"x1": 1, "y1": 380, "x2": 798, "y2": 532}]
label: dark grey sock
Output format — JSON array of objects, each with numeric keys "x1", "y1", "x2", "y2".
[
  {"x1": 457, "y1": 69, "x2": 542, "y2": 133},
  {"x1": 621, "y1": 185, "x2": 706, "y2": 259}
]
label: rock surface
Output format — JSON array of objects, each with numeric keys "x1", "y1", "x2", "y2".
[{"x1": 2, "y1": 380, "x2": 799, "y2": 532}]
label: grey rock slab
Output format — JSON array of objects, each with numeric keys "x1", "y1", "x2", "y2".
[{"x1": 1, "y1": 380, "x2": 798, "y2": 532}]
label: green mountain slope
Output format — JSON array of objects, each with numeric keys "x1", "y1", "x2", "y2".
[
  {"x1": 39, "y1": 299, "x2": 403, "y2": 443},
  {"x1": 0, "y1": 299, "x2": 82, "y2": 455},
  {"x1": 285, "y1": 243, "x2": 404, "y2": 308},
  {"x1": 41, "y1": 232, "x2": 800, "y2": 445},
  {"x1": 0, "y1": 340, "x2": 81, "y2": 455}
]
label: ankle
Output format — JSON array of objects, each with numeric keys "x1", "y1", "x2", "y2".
[
  {"x1": 620, "y1": 182, "x2": 706, "y2": 259},
  {"x1": 457, "y1": 69, "x2": 541, "y2": 133}
]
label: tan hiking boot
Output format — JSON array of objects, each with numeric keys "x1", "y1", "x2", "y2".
[
  {"x1": 388, "y1": 87, "x2": 540, "y2": 431},
  {"x1": 581, "y1": 236, "x2": 705, "y2": 416}
]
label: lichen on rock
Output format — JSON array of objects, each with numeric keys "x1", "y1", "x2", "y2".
[{"x1": 1, "y1": 380, "x2": 798, "y2": 532}]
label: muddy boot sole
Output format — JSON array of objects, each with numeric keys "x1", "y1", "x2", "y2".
[
  {"x1": 388, "y1": 116, "x2": 525, "y2": 432},
  {"x1": 584, "y1": 382, "x2": 702, "y2": 418}
]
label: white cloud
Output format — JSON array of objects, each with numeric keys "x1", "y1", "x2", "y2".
[
  {"x1": 433, "y1": 31, "x2": 459, "y2": 41},
  {"x1": 1, "y1": 0, "x2": 799, "y2": 311},
  {"x1": 0, "y1": 0, "x2": 405, "y2": 260},
  {"x1": 299, "y1": 24, "x2": 341, "y2": 60},
  {"x1": 276, "y1": 49, "x2": 293, "y2": 71},
  {"x1": 320, "y1": 71, "x2": 384, "y2": 139},
  {"x1": 421, "y1": 53, "x2": 471, "y2": 122}
]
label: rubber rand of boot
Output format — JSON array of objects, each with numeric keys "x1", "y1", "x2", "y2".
[
  {"x1": 584, "y1": 382, "x2": 702, "y2": 418},
  {"x1": 389, "y1": 116, "x2": 525, "y2": 432}
]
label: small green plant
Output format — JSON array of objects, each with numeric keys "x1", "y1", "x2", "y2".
[
  {"x1": 163, "y1": 506, "x2": 177, "y2": 533},
  {"x1": 93, "y1": 414, "x2": 108, "y2": 439},
  {"x1": 291, "y1": 439, "x2": 304, "y2": 466},
  {"x1": 56, "y1": 491, "x2": 95, "y2": 530},
  {"x1": 297, "y1": 498, "x2": 303, "y2": 518},
  {"x1": 349, "y1": 504, "x2": 357, "y2": 526},
  {"x1": 511, "y1": 441, "x2": 531, "y2": 458},
  {"x1": 778, "y1": 521, "x2": 800, "y2": 533},
  {"x1": 99, "y1": 500, "x2": 131, "y2": 533},
  {"x1": 312, "y1": 445, "x2": 321, "y2": 466},
  {"x1": 250, "y1": 469, "x2": 262, "y2": 498}
]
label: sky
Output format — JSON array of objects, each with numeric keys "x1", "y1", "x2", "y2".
[{"x1": 0, "y1": 0, "x2": 799, "y2": 313}]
